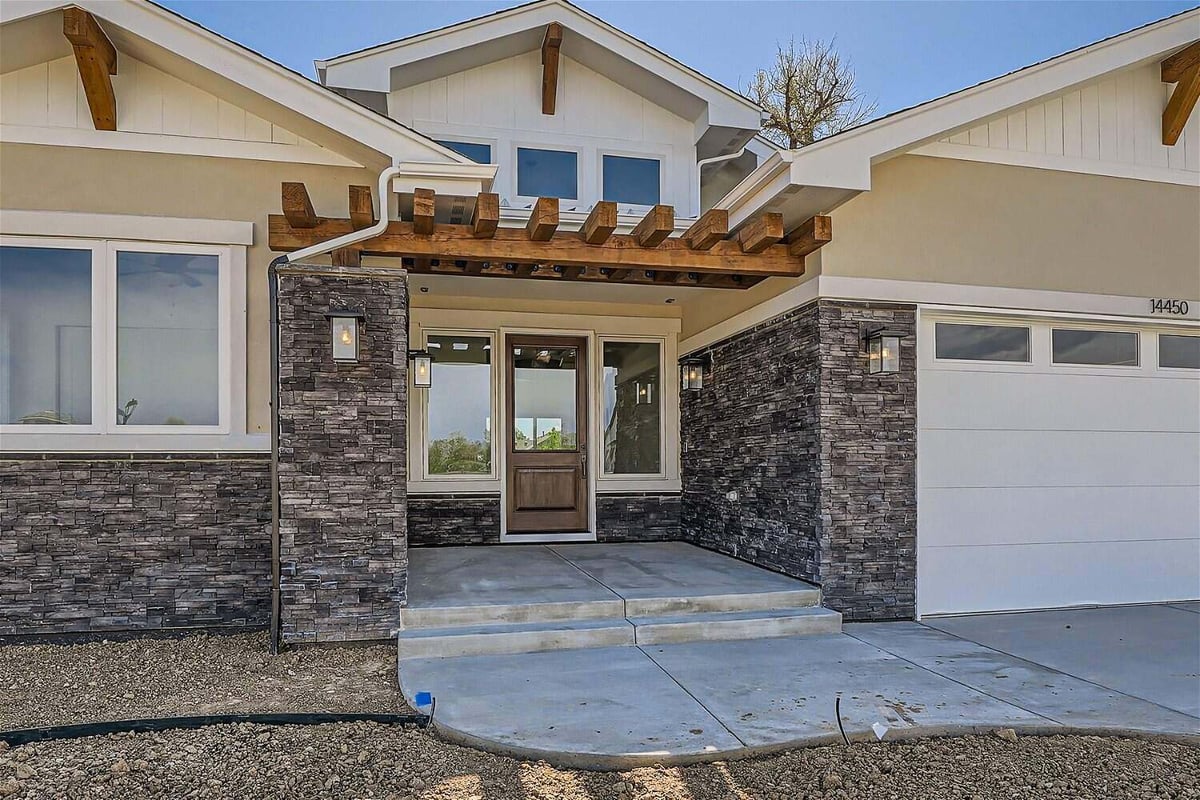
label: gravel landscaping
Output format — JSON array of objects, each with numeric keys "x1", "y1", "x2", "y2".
[
  {"x1": 0, "y1": 633, "x2": 406, "y2": 730},
  {"x1": 1, "y1": 724, "x2": 1197, "y2": 799}
]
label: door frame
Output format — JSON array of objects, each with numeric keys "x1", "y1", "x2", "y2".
[{"x1": 499, "y1": 326, "x2": 597, "y2": 543}]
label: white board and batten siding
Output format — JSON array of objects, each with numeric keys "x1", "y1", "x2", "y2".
[
  {"x1": 919, "y1": 63, "x2": 1200, "y2": 182},
  {"x1": 0, "y1": 54, "x2": 343, "y2": 163},
  {"x1": 917, "y1": 313, "x2": 1200, "y2": 617},
  {"x1": 389, "y1": 51, "x2": 698, "y2": 214}
]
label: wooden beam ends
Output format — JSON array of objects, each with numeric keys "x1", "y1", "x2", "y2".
[
  {"x1": 471, "y1": 192, "x2": 500, "y2": 238},
  {"x1": 737, "y1": 212, "x2": 784, "y2": 254},
  {"x1": 281, "y1": 182, "x2": 318, "y2": 228},
  {"x1": 1163, "y1": 63, "x2": 1200, "y2": 146},
  {"x1": 541, "y1": 22, "x2": 563, "y2": 115},
  {"x1": 787, "y1": 215, "x2": 832, "y2": 258},
  {"x1": 1162, "y1": 41, "x2": 1200, "y2": 84},
  {"x1": 348, "y1": 185, "x2": 375, "y2": 230},
  {"x1": 63, "y1": 7, "x2": 117, "y2": 131},
  {"x1": 632, "y1": 204, "x2": 674, "y2": 247},
  {"x1": 413, "y1": 187, "x2": 436, "y2": 235},
  {"x1": 526, "y1": 196, "x2": 559, "y2": 241},
  {"x1": 581, "y1": 201, "x2": 617, "y2": 244},
  {"x1": 682, "y1": 209, "x2": 729, "y2": 250},
  {"x1": 331, "y1": 248, "x2": 361, "y2": 268}
]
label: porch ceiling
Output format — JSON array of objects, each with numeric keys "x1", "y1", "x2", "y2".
[{"x1": 268, "y1": 183, "x2": 831, "y2": 289}]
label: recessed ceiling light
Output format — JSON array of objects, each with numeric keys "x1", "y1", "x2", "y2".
[
  {"x1": 419, "y1": 286, "x2": 429, "y2": 293},
  {"x1": 665, "y1": 298, "x2": 676, "y2": 304}
]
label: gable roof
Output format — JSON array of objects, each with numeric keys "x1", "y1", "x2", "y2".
[
  {"x1": 315, "y1": 0, "x2": 763, "y2": 157},
  {"x1": 0, "y1": 0, "x2": 482, "y2": 169},
  {"x1": 719, "y1": 7, "x2": 1200, "y2": 229}
]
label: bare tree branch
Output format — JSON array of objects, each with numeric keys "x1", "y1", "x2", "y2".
[{"x1": 743, "y1": 38, "x2": 877, "y2": 148}]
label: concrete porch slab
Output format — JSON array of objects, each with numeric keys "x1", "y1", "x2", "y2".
[
  {"x1": 924, "y1": 605, "x2": 1200, "y2": 718},
  {"x1": 847, "y1": 622, "x2": 1200, "y2": 734}
]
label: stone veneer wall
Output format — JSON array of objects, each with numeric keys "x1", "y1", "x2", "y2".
[
  {"x1": 0, "y1": 453, "x2": 271, "y2": 636},
  {"x1": 408, "y1": 495, "x2": 501, "y2": 546},
  {"x1": 275, "y1": 264, "x2": 408, "y2": 643},
  {"x1": 681, "y1": 299, "x2": 917, "y2": 620},
  {"x1": 596, "y1": 493, "x2": 681, "y2": 542}
]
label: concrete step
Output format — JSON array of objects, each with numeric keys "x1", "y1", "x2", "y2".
[
  {"x1": 631, "y1": 606, "x2": 842, "y2": 646},
  {"x1": 400, "y1": 597, "x2": 625, "y2": 630},
  {"x1": 397, "y1": 618, "x2": 634, "y2": 660},
  {"x1": 622, "y1": 587, "x2": 821, "y2": 618}
]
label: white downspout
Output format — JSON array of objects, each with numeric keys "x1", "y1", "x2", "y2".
[
  {"x1": 280, "y1": 164, "x2": 403, "y2": 264},
  {"x1": 695, "y1": 146, "x2": 747, "y2": 217}
]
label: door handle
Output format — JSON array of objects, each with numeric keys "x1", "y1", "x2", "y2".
[{"x1": 581, "y1": 450, "x2": 587, "y2": 479}]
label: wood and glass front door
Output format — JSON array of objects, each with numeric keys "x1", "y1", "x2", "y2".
[{"x1": 505, "y1": 335, "x2": 589, "y2": 533}]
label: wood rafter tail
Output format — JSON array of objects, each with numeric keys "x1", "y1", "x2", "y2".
[
  {"x1": 348, "y1": 185, "x2": 376, "y2": 230},
  {"x1": 412, "y1": 187, "x2": 436, "y2": 235},
  {"x1": 787, "y1": 215, "x2": 832, "y2": 258},
  {"x1": 281, "y1": 182, "x2": 318, "y2": 228}
]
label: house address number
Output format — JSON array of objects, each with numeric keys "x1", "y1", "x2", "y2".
[{"x1": 1150, "y1": 298, "x2": 1189, "y2": 315}]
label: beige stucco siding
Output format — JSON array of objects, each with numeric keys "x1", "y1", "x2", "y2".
[
  {"x1": 821, "y1": 155, "x2": 1200, "y2": 297},
  {"x1": 0, "y1": 142, "x2": 385, "y2": 433}
]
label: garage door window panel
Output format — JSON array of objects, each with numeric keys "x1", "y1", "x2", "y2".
[
  {"x1": 934, "y1": 323, "x2": 1031, "y2": 362},
  {"x1": 1159, "y1": 334, "x2": 1200, "y2": 370},
  {"x1": 1051, "y1": 329, "x2": 1139, "y2": 367}
]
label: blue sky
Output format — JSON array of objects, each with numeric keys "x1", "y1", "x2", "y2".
[{"x1": 159, "y1": 1, "x2": 1196, "y2": 117}]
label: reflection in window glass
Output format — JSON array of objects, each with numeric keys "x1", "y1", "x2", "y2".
[
  {"x1": 0, "y1": 246, "x2": 92, "y2": 425},
  {"x1": 427, "y1": 335, "x2": 492, "y2": 474},
  {"x1": 512, "y1": 346, "x2": 577, "y2": 451},
  {"x1": 602, "y1": 155, "x2": 661, "y2": 206},
  {"x1": 1160, "y1": 334, "x2": 1200, "y2": 370},
  {"x1": 117, "y1": 251, "x2": 219, "y2": 426},
  {"x1": 1052, "y1": 329, "x2": 1138, "y2": 366},
  {"x1": 435, "y1": 140, "x2": 491, "y2": 164},
  {"x1": 603, "y1": 341, "x2": 661, "y2": 474},
  {"x1": 935, "y1": 322, "x2": 1030, "y2": 362},
  {"x1": 516, "y1": 147, "x2": 578, "y2": 199}
]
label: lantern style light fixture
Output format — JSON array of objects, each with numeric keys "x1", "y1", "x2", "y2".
[
  {"x1": 325, "y1": 309, "x2": 366, "y2": 363},
  {"x1": 635, "y1": 381, "x2": 654, "y2": 405},
  {"x1": 864, "y1": 327, "x2": 905, "y2": 374},
  {"x1": 409, "y1": 349, "x2": 434, "y2": 388},
  {"x1": 680, "y1": 354, "x2": 709, "y2": 391}
]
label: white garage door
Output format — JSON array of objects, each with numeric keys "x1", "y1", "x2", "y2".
[{"x1": 917, "y1": 313, "x2": 1200, "y2": 617}]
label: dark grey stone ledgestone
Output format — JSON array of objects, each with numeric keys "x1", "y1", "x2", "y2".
[
  {"x1": 0, "y1": 456, "x2": 271, "y2": 636},
  {"x1": 409, "y1": 495, "x2": 501, "y2": 546},
  {"x1": 275, "y1": 265, "x2": 409, "y2": 644},
  {"x1": 681, "y1": 299, "x2": 917, "y2": 621},
  {"x1": 596, "y1": 493, "x2": 680, "y2": 542}
]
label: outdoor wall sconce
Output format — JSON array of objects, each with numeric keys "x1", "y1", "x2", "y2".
[
  {"x1": 680, "y1": 354, "x2": 709, "y2": 391},
  {"x1": 325, "y1": 309, "x2": 366, "y2": 363},
  {"x1": 409, "y1": 349, "x2": 434, "y2": 388},
  {"x1": 864, "y1": 327, "x2": 905, "y2": 374},
  {"x1": 635, "y1": 381, "x2": 654, "y2": 405}
]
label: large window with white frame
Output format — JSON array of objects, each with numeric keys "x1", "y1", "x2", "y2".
[
  {"x1": 0, "y1": 236, "x2": 233, "y2": 436},
  {"x1": 422, "y1": 331, "x2": 496, "y2": 479},
  {"x1": 600, "y1": 339, "x2": 663, "y2": 476}
]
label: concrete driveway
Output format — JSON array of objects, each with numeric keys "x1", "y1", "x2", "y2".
[{"x1": 398, "y1": 604, "x2": 1200, "y2": 768}]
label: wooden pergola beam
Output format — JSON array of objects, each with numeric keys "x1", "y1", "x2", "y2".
[
  {"x1": 63, "y1": 7, "x2": 117, "y2": 131},
  {"x1": 348, "y1": 185, "x2": 375, "y2": 230},
  {"x1": 269, "y1": 215, "x2": 804, "y2": 278},
  {"x1": 281, "y1": 182, "x2": 318, "y2": 228},
  {"x1": 1162, "y1": 40, "x2": 1200, "y2": 84},
  {"x1": 541, "y1": 22, "x2": 563, "y2": 115},
  {"x1": 737, "y1": 212, "x2": 784, "y2": 254},
  {"x1": 682, "y1": 209, "x2": 729, "y2": 250},
  {"x1": 787, "y1": 215, "x2": 832, "y2": 258},
  {"x1": 527, "y1": 196, "x2": 559, "y2": 241},
  {"x1": 1163, "y1": 62, "x2": 1200, "y2": 146},
  {"x1": 581, "y1": 201, "x2": 617, "y2": 244},
  {"x1": 413, "y1": 187, "x2": 436, "y2": 235},
  {"x1": 632, "y1": 204, "x2": 674, "y2": 247},
  {"x1": 471, "y1": 192, "x2": 499, "y2": 238}
]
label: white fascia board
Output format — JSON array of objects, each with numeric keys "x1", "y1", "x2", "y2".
[
  {"x1": 1, "y1": 209, "x2": 254, "y2": 245},
  {"x1": 392, "y1": 160, "x2": 498, "y2": 195},
  {"x1": 0, "y1": 0, "x2": 63, "y2": 24},
  {"x1": 66, "y1": 0, "x2": 471, "y2": 166},
  {"x1": 319, "y1": 0, "x2": 761, "y2": 130}
]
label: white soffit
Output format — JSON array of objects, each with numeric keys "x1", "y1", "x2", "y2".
[{"x1": 316, "y1": 0, "x2": 762, "y2": 139}]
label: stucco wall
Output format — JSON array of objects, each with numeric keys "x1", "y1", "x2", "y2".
[{"x1": 0, "y1": 142, "x2": 387, "y2": 435}]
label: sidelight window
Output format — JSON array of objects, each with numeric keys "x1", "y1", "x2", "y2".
[
  {"x1": 425, "y1": 334, "x2": 494, "y2": 474},
  {"x1": 601, "y1": 340, "x2": 662, "y2": 474}
]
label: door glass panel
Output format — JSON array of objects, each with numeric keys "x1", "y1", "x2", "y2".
[{"x1": 512, "y1": 346, "x2": 578, "y2": 451}]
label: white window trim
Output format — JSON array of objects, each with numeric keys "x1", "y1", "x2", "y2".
[
  {"x1": 432, "y1": 136, "x2": 497, "y2": 165},
  {"x1": 598, "y1": 149, "x2": 667, "y2": 211},
  {"x1": 0, "y1": 233, "x2": 251, "y2": 451},
  {"x1": 413, "y1": 328, "x2": 498, "y2": 484},
  {"x1": 513, "y1": 142, "x2": 583, "y2": 205}
]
